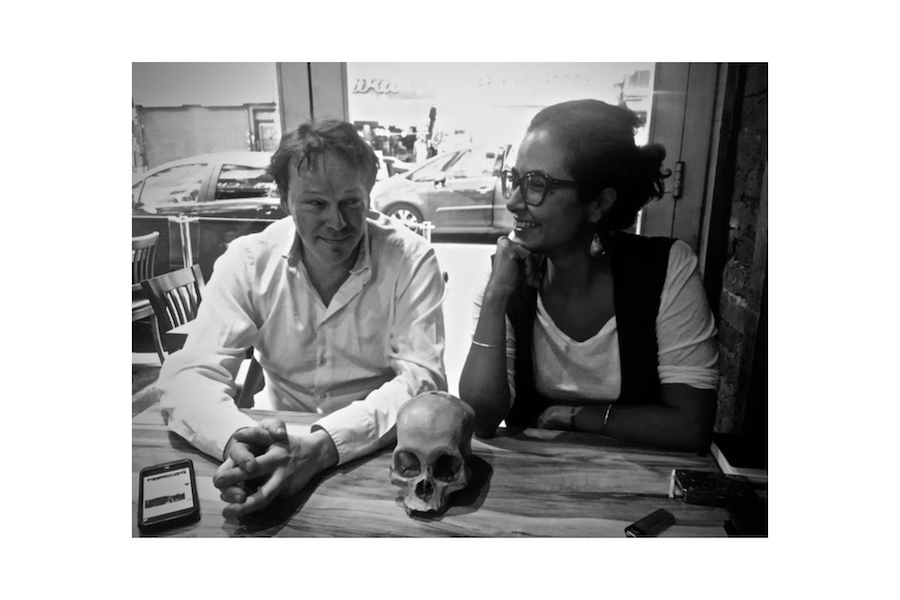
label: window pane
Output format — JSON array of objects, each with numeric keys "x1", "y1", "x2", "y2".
[
  {"x1": 353, "y1": 63, "x2": 655, "y2": 234},
  {"x1": 132, "y1": 63, "x2": 280, "y2": 174},
  {"x1": 348, "y1": 63, "x2": 655, "y2": 161}
]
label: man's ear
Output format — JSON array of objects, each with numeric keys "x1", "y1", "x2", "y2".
[{"x1": 588, "y1": 187, "x2": 617, "y2": 224}]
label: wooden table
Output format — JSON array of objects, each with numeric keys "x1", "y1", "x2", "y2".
[{"x1": 132, "y1": 401, "x2": 730, "y2": 537}]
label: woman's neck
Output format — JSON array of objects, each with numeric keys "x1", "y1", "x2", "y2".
[{"x1": 544, "y1": 242, "x2": 610, "y2": 293}]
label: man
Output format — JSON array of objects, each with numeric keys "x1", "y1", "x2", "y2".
[{"x1": 158, "y1": 119, "x2": 447, "y2": 517}]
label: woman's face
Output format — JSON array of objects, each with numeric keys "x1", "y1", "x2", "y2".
[{"x1": 506, "y1": 128, "x2": 598, "y2": 255}]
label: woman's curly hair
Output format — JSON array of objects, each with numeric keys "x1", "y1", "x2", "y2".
[{"x1": 527, "y1": 99, "x2": 669, "y2": 231}]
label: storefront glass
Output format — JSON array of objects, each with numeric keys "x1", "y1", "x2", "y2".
[
  {"x1": 347, "y1": 63, "x2": 654, "y2": 163},
  {"x1": 347, "y1": 63, "x2": 655, "y2": 235}
]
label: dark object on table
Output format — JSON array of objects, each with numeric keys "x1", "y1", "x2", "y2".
[
  {"x1": 712, "y1": 432, "x2": 767, "y2": 470},
  {"x1": 138, "y1": 459, "x2": 201, "y2": 534},
  {"x1": 625, "y1": 508, "x2": 676, "y2": 537},
  {"x1": 710, "y1": 437, "x2": 767, "y2": 480},
  {"x1": 725, "y1": 498, "x2": 768, "y2": 536},
  {"x1": 672, "y1": 469, "x2": 764, "y2": 507}
]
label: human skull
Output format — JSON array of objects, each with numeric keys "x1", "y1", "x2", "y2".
[{"x1": 390, "y1": 391, "x2": 476, "y2": 515}]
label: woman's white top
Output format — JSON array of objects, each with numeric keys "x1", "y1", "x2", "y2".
[{"x1": 472, "y1": 240, "x2": 719, "y2": 407}]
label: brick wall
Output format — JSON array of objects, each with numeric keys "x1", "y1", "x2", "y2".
[{"x1": 714, "y1": 64, "x2": 768, "y2": 433}]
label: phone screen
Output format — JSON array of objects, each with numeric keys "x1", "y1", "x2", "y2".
[{"x1": 141, "y1": 464, "x2": 195, "y2": 521}]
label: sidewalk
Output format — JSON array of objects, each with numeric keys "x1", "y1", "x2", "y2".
[{"x1": 432, "y1": 243, "x2": 495, "y2": 396}]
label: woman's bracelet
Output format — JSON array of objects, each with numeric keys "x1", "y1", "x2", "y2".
[
  {"x1": 601, "y1": 404, "x2": 613, "y2": 434},
  {"x1": 471, "y1": 339, "x2": 503, "y2": 348}
]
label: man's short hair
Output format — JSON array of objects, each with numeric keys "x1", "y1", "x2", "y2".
[{"x1": 269, "y1": 119, "x2": 380, "y2": 203}]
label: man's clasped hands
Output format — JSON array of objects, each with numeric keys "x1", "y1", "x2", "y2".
[{"x1": 212, "y1": 421, "x2": 339, "y2": 517}]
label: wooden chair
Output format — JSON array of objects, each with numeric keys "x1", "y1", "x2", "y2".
[
  {"x1": 141, "y1": 264, "x2": 264, "y2": 408},
  {"x1": 133, "y1": 233, "x2": 162, "y2": 358},
  {"x1": 132, "y1": 232, "x2": 159, "y2": 285}
]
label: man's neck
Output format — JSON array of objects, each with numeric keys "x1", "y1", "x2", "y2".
[{"x1": 300, "y1": 245, "x2": 360, "y2": 307}]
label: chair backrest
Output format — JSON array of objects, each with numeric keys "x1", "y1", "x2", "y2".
[
  {"x1": 132, "y1": 232, "x2": 160, "y2": 285},
  {"x1": 141, "y1": 264, "x2": 206, "y2": 334}
]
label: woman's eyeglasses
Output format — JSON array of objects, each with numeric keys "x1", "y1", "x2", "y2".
[{"x1": 500, "y1": 168, "x2": 578, "y2": 206}]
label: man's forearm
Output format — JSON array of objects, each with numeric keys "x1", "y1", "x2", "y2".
[
  {"x1": 312, "y1": 369, "x2": 434, "y2": 465},
  {"x1": 158, "y1": 350, "x2": 258, "y2": 460}
]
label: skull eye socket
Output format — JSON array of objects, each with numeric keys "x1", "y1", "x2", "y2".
[
  {"x1": 393, "y1": 451, "x2": 421, "y2": 477},
  {"x1": 433, "y1": 454, "x2": 462, "y2": 481}
]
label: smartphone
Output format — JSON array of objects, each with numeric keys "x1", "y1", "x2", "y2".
[{"x1": 138, "y1": 459, "x2": 200, "y2": 533}]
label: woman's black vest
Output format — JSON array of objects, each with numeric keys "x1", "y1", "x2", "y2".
[{"x1": 504, "y1": 232, "x2": 676, "y2": 428}]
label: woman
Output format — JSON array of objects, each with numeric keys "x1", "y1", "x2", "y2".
[{"x1": 459, "y1": 99, "x2": 718, "y2": 452}]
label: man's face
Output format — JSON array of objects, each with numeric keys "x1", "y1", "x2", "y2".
[{"x1": 284, "y1": 152, "x2": 370, "y2": 272}]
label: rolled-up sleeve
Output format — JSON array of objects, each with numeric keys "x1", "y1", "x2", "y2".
[
  {"x1": 158, "y1": 240, "x2": 260, "y2": 460},
  {"x1": 312, "y1": 245, "x2": 447, "y2": 464},
  {"x1": 656, "y1": 241, "x2": 719, "y2": 390}
]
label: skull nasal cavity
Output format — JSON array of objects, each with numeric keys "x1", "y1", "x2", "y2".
[{"x1": 415, "y1": 479, "x2": 434, "y2": 501}]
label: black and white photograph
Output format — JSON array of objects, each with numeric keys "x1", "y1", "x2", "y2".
[
  {"x1": 21, "y1": 3, "x2": 900, "y2": 595},
  {"x1": 130, "y1": 61, "x2": 768, "y2": 540}
]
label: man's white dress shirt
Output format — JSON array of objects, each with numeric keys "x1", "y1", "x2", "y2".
[{"x1": 158, "y1": 211, "x2": 447, "y2": 465}]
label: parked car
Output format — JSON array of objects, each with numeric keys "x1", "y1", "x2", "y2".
[
  {"x1": 382, "y1": 155, "x2": 415, "y2": 178},
  {"x1": 132, "y1": 152, "x2": 285, "y2": 219},
  {"x1": 132, "y1": 152, "x2": 287, "y2": 281},
  {"x1": 370, "y1": 145, "x2": 515, "y2": 235}
]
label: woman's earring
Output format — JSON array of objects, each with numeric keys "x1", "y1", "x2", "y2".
[{"x1": 589, "y1": 233, "x2": 604, "y2": 257}]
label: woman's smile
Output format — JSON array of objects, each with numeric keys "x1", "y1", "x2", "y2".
[{"x1": 514, "y1": 218, "x2": 539, "y2": 231}]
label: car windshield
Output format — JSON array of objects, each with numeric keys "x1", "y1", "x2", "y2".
[
  {"x1": 136, "y1": 163, "x2": 208, "y2": 214},
  {"x1": 408, "y1": 152, "x2": 461, "y2": 182}
]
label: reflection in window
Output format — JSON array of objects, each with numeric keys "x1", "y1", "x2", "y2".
[
  {"x1": 214, "y1": 164, "x2": 276, "y2": 201},
  {"x1": 138, "y1": 164, "x2": 207, "y2": 214}
]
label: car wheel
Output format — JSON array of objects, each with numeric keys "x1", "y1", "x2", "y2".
[{"x1": 386, "y1": 204, "x2": 423, "y2": 226}]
